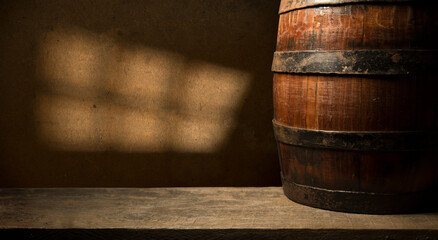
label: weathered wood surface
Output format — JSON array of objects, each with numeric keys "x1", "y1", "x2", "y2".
[
  {"x1": 278, "y1": 0, "x2": 414, "y2": 13},
  {"x1": 273, "y1": 0, "x2": 438, "y2": 213},
  {"x1": 1, "y1": 187, "x2": 438, "y2": 229},
  {"x1": 1, "y1": 188, "x2": 437, "y2": 239}
]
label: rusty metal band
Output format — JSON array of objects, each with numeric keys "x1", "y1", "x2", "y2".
[
  {"x1": 279, "y1": 0, "x2": 414, "y2": 14},
  {"x1": 281, "y1": 176, "x2": 436, "y2": 214},
  {"x1": 272, "y1": 120, "x2": 435, "y2": 151},
  {"x1": 272, "y1": 50, "x2": 436, "y2": 75}
]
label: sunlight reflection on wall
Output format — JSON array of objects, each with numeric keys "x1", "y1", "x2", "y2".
[{"x1": 35, "y1": 28, "x2": 251, "y2": 153}]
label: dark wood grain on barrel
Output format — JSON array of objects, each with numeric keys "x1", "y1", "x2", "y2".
[
  {"x1": 278, "y1": 0, "x2": 414, "y2": 14},
  {"x1": 276, "y1": 5, "x2": 437, "y2": 51},
  {"x1": 274, "y1": 74, "x2": 436, "y2": 131},
  {"x1": 279, "y1": 143, "x2": 437, "y2": 193},
  {"x1": 273, "y1": 1, "x2": 438, "y2": 213}
]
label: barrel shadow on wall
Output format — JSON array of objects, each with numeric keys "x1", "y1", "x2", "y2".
[{"x1": 0, "y1": 0, "x2": 280, "y2": 187}]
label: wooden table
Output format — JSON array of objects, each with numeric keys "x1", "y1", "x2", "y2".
[{"x1": 1, "y1": 187, "x2": 437, "y2": 239}]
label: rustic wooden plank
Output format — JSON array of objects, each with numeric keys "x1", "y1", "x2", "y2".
[
  {"x1": 0, "y1": 187, "x2": 437, "y2": 229},
  {"x1": 0, "y1": 188, "x2": 437, "y2": 239}
]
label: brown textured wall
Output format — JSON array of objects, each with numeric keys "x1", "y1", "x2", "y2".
[{"x1": 0, "y1": 0, "x2": 280, "y2": 187}]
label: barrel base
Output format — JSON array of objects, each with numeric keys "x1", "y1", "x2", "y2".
[{"x1": 282, "y1": 177, "x2": 437, "y2": 214}]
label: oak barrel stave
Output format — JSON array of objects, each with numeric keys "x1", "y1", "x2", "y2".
[{"x1": 273, "y1": 0, "x2": 438, "y2": 213}]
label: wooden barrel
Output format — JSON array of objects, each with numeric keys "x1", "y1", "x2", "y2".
[{"x1": 272, "y1": 0, "x2": 438, "y2": 213}]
